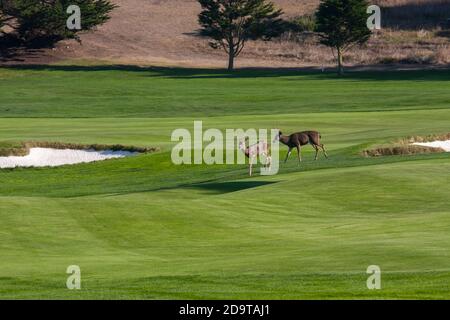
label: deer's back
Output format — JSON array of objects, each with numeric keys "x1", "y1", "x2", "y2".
[{"x1": 291, "y1": 131, "x2": 320, "y2": 146}]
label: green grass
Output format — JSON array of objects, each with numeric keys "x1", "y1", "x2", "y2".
[
  {"x1": 0, "y1": 66, "x2": 449, "y2": 299},
  {"x1": 1, "y1": 66, "x2": 450, "y2": 118}
]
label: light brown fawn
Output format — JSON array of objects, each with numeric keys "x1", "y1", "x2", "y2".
[{"x1": 239, "y1": 140, "x2": 272, "y2": 176}]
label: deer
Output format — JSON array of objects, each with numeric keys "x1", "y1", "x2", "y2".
[
  {"x1": 238, "y1": 140, "x2": 272, "y2": 176},
  {"x1": 274, "y1": 130, "x2": 328, "y2": 164}
]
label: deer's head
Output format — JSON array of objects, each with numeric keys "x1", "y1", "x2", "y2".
[
  {"x1": 273, "y1": 130, "x2": 282, "y2": 143},
  {"x1": 238, "y1": 140, "x2": 246, "y2": 151}
]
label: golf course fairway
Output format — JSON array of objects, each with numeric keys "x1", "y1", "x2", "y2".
[{"x1": 0, "y1": 66, "x2": 449, "y2": 299}]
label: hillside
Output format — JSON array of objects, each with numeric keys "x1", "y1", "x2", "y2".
[{"x1": 3, "y1": 0, "x2": 450, "y2": 68}]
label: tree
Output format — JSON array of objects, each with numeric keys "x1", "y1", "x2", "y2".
[
  {"x1": 0, "y1": 6, "x2": 10, "y2": 55},
  {"x1": 0, "y1": 3, "x2": 8, "y2": 36},
  {"x1": 0, "y1": 16, "x2": 4, "y2": 37},
  {"x1": 315, "y1": 0, "x2": 371, "y2": 75},
  {"x1": 198, "y1": 0, "x2": 284, "y2": 71},
  {"x1": 0, "y1": 0, "x2": 116, "y2": 44}
]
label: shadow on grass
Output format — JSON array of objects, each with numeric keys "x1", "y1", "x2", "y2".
[
  {"x1": 190, "y1": 180, "x2": 278, "y2": 194},
  {"x1": 2, "y1": 64, "x2": 450, "y2": 81},
  {"x1": 1, "y1": 63, "x2": 322, "y2": 78}
]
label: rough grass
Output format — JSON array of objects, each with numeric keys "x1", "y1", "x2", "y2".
[
  {"x1": 363, "y1": 132, "x2": 450, "y2": 157},
  {"x1": 407, "y1": 132, "x2": 450, "y2": 143},
  {"x1": 362, "y1": 145, "x2": 444, "y2": 157}
]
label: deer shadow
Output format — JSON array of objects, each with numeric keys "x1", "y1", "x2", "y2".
[{"x1": 190, "y1": 181, "x2": 278, "y2": 194}]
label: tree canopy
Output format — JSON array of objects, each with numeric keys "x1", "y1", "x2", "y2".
[
  {"x1": 315, "y1": 0, "x2": 371, "y2": 74},
  {"x1": 0, "y1": 0, "x2": 116, "y2": 44},
  {"x1": 198, "y1": 0, "x2": 284, "y2": 70}
]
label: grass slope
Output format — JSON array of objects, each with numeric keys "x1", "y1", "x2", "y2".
[{"x1": 0, "y1": 66, "x2": 449, "y2": 299}]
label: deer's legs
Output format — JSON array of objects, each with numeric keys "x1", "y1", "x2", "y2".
[
  {"x1": 313, "y1": 145, "x2": 319, "y2": 160},
  {"x1": 321, "y1": 144, "x2": 329, "y2": 158},
  {"x1": 284, "y1": 148, "x2": 292, "y2": 163},
  {"x1": 296, "y1": 145, "x2": 302, "y2": 164},
  {"x1": 263, "y1": 153, "x2": 269, "y2": 168}
]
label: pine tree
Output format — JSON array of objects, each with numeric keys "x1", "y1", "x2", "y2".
[
  {"x1": 315, "y1": 0, "x2": 371, "y2": 75},
  {"x1": 198, "y1": 0, "x2": 284, "y2": 70},
  {"x1": 0, "y1": 0, "x2": 116, "y2": 44}
]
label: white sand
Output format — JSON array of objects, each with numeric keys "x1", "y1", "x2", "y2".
[
  {"x1": 0, "y1": 148, "x2": 137, "y2": 169},
  {"x1": 412, "y1": 140, "x2": 450, "y2": 152}
]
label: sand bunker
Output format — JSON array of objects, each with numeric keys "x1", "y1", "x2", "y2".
[
  {"x1": 412, "y1": 140, "x2": 450, "y2": 152},
  {"x1": 0, "y1": 148, "x2": 137, "y2": 169}
]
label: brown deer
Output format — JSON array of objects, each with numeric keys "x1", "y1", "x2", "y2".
[{"x1": 275, "y1": 130, "x2": 328, "y2": 164}]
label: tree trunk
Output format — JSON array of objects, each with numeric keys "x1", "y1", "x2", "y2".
[
  {"x1": 337, "y1": 47, "x2": 344, "y2": 76},
  {"x1": 227, "y1": 50, "x2": 235, "y2": 71}
]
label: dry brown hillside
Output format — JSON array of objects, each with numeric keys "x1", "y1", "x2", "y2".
[{"x1": 11, "y1": 0, "x2": 450, "y2": 68}]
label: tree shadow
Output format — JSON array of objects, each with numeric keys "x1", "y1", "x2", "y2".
[
  {"x1": 0, "y1": 48, "x2": 49, "y2": 63},
  {"x1": 381, "y1": 0, "x2": 450, "y2": 30},
  {"x1": 0, "y1": 63, "x2": 323, "y2": 78},
  {"x1": 189, "y1": 180, "x2": 278, "y2": 194},
  {"x1": 1, "y1": 63, "x2": 450, "y2": 81},
  {"x1": 288, "y1": 68, "x2": 450, "y2": 81},
  {"x1": 0, "y1": 35, "x2": 54, "y2": 63},
  {"x1": 436, "y1": 30, "x2": 450, "y2": 39}
]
